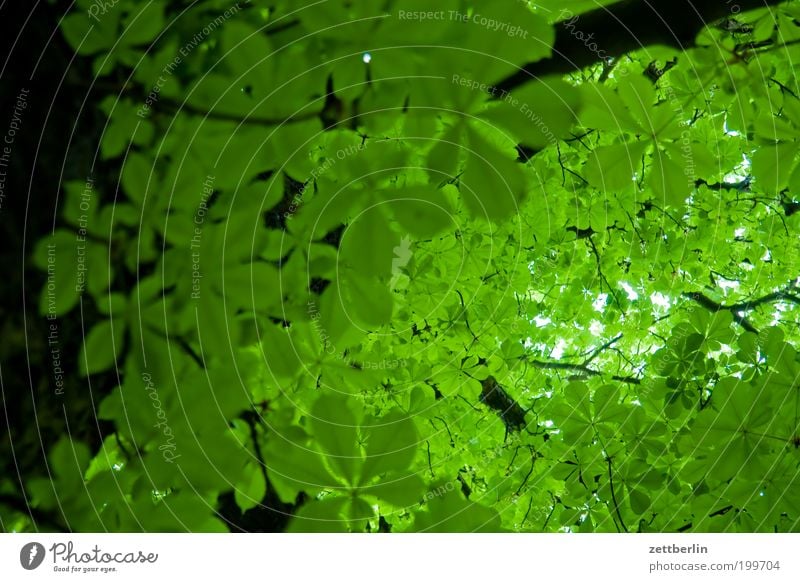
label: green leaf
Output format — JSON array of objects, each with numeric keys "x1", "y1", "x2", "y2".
[
  {"x1": 360, "y1": 410, "x2": 418, "y2": 484},
  {"x1": 361, "y1": 471, "x2": 426, "y2": 507},
  {"x1": 123, "y1": 2, "x2": 165, "y2": 46},
  {"x1": 234, "y1": 465, "x2": 267, "y2": 511},
  {"x1": 340, "y1": 206, "x2": 398, "y2": 278},
  {"x1": 387, "y1": 186, "x2": 452, "y2": 238},
  {"x1": 49, "y1": 437, "x2": 91, "y2": 487},
  {"x1": 461, "y1": 127, "x2": 526, "y2": 221},
  {"x1": 79, "y1": 319, "x2": 124, "y2": 376},
  {"x1": 426, "y1": 124, "x2": 464, "y2": 181},
  {"x1": 259, "y1": 324, "x2": 305, "y2": 379},
  {"x1": 751, "y1": 142, "x2": 798, "y2": 193},
  {"x1": 628, "y1": 488, "x2": 651, "y2": 515},
  {"x1": 310, "y1": 395, "x2": 362, "y2": 485},
  {"x1": 34, "y1": 230, "x2": 83, "y2": 317},
  {"x1": 480, "y1": 79, "x2": 581, "y2": 149},
  {"x1": 579, "y1": 84, "x2": 642, "y2": 132},
  {"x1": 220, "y1": 262, "x2": 282, "y2": 313},
  {"x1": 585, "y1": 140, "x2": 648, "y2": 192},
  {"x1": 286, "y1": 498, "x2": 349, "y2": 533},
  {"x1": 457, "y1": 3, "x2": 554, "y2": 83},
  {"x1": 340, "y1": 270, "x2": 394, "y2": 328},
  {"x1": 649, "y1": 148, "x2": 693, "y2": 207},
  {"x1": 316, "y1": 285, "x2": 364, "y2": 349},
  {"x1": 413, "y1": 489, "x2": 504, "y2": 532},
  {"x1": 617, "y1": 76, "x2": 657, "y2": 133},
  {"x1": 61, "y1": 9, "x2": 120, "y2": 55},
  {"x1": 121, "y1": 152, "x2": 155, "y2": 205},
  {"x1": 264, "y1": 429, "x2": 342, "y2": 501}
]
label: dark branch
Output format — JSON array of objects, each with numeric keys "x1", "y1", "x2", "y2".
[
  {"x1": 582, "y1": 334, "x2": 624, "y2": 366},
  {"x1": 606, "y1": 457, "x2": 628, "y2": 533},
  {"x1": 696, "y1": 177, "x2": 751, "y2": 192},
  {"x1": 455, "y1": 289, "x2": 480, "y2": 344},
  {"x1": 682, "y1": 288, "x2": 800, "y2": 333},
  {"x1": 682, "y1": 292, "x2": 760, "y2": 333},
  {"x1": 480, "y1": 376, "x2": 529, "y2": 433},
  {"x1": 524, "y1": 356, "x2": 641, "y2": 384},
  {"x1": 496, "y1": 0, "x2": 788, "y2": 92}
]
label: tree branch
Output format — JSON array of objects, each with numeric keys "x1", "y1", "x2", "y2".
[
  {"x1": 606, "y1": 457, "x2": 628, "y2": 533},
  {"x1": 682, "y1": 288, "x2": 800, "y2": 333},
  {"x1": 496, "y1": 0, "x2": 788, "y2": 92},
  {"x1": 682, "y1": 291, "x2": 759, "y2": 333},
  {"x1": 524, "y1": 355, "x2": 641, "y2": 384},
  {"x1": 582, "y1": 334, "x2": 624, "y2": 366}
]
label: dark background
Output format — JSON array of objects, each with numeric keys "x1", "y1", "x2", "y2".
[{"x1": 0, "y1": 0, "x2": 115, "y2": 528}]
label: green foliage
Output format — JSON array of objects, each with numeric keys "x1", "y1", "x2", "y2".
[{"x1": 13, "y1": 0, "x2": 800, "y2": 534}]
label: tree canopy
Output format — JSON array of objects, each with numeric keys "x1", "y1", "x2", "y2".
[{"x1": 5, "y1": 0, "x2": 800, "y2": 533}]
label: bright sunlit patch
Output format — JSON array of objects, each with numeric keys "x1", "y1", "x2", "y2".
[
  {"x1": 551, "y1": 338, "x2": 567, "y2": 360},
  {"x1": 723, "y1": 117, "x2": 741, "y2": 137},
  {"x1": 362, "y1": 52, "x2": 372, "y2": 63},
  {"x1": 650, "y1": 292, "x2": 670, "y2": 309},
  {"x1": 589, "y1": 320, "x2": 604, "y2": 336},
  {"x1": 593, "y1": 293, "x2": 608, "y2": 312},
  {"x1": 724, "y1": 153, "x2": 751, "y2": 184},
  {"x1": 534, "y1": 315, "x2": 552, "y2": 327},
  {"x1": 620, "y1": 282, "x2": 639, "y2": 300}
]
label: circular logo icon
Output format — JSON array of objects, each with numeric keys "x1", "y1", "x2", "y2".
[{"x1": 20, "y1": 542, "x2": 46, "y2": 570}]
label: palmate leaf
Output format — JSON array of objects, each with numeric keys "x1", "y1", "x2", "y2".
[
  {"x1": 547, "y1": 383, "x2": 629, "y2": 445},
  {"x1": 264, "y1": 426, "x2": 343, "y2": 503},
  {"x1": 689, "y1": 378, "x2": 780, "y2": 480},
  {"x1": 280, "y1": 396, "x2": 422, "y2": 529},
  {"x1": 688, "y1": 309, "x2": 737, "y2": 350}
]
